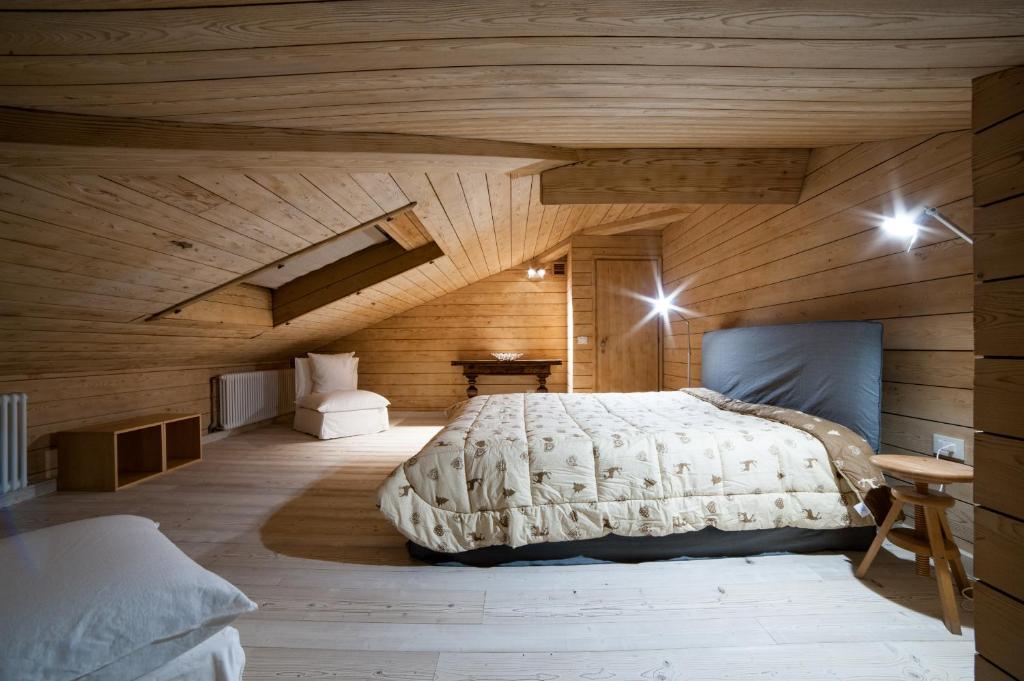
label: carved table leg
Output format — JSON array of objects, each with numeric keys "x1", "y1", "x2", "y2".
[
  {"x1": 465, "y1": 373, "x2": 478, "y2": 399},
  {"x1": 536, "y1": 371, "x2": 550, "y2": 393}
]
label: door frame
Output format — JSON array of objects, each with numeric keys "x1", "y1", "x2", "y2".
[{"x1": 593, "y1": 256, "x2": 663, "y2": 392}]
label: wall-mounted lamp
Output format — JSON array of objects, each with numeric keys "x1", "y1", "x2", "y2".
[
  {"x1": 880, "y1": 206, "x2": 973, "y2": 248},
  {"x1": 527, "y1": 266, "x2": 546, "y2": 280},
  {"x1": 652, "y1": 293, "x2": 693, "y2": 388}
]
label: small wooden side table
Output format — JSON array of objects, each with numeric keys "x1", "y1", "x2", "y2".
[
  {"x1": 855, "y1": 454, "x2": 973, "y2": 634},
  {"x1": 451, "y1": 359, "x2": 562, "y2": 399}
]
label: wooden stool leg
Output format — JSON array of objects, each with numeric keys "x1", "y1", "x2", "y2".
[
  {"x1": 914, "y1": 483, "x2": 930, "y2": 577},
  {"x1": 937, "y1": 511, "x2": 969, "y2": 592},
  {"x1": 924, "y1": 507, "x2": 961, "y2": 635},
  {"x1": 856, "y1": 498, "x2": 902, "y2": 578}
]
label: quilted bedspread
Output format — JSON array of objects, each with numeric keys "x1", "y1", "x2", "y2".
[{"x1": 378, "y1": 388, "x2": 887, "y2": 553}]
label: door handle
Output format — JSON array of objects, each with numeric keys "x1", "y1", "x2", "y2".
[{"x1": 599, "y1": 336, "x2": 608, "y2": 353}]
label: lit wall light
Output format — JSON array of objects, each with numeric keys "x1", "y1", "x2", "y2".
[
  {"x1": 652, "y1": 295, "x2": 673, "y2": 317},
  {"x1": 649, "y1": 291, "x2": 693, "y2": 388},
  {"x1": 880, "y1": 206, "x2": 973, "y2": 248},
  {"x1": 527, "y1": 266, "x2": 546, "y2": 280},
  {"x1": 881, "y1": 214, "x2": 921, "y2": 238}
]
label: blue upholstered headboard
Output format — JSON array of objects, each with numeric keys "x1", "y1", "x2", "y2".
[{"x1": 701, "y1": 321, "x2": 883, "y2": 451}]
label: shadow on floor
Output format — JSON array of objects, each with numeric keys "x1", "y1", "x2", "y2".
[
  {"x1": 833, "y1": 547, "x2": 975, "y2": 629},
  {"x1": 259, "y1": 461, "x2": 416, "y2": 566},
  {"x1": 260, "y1": 465, "x2": 975, "y2": 635}
]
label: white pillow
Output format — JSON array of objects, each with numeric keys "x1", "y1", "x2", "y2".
[
  {"x1": 0, "y1": 515, "x2": 256, "y2": 681},
  {"x1": 294, "y1": 354, "x2": 352, "y2": 398},
  {"x1": 308, "y1": 352, "x2": 358, "y2": 393},
  {"x1": 297, "y1": 389, "x2": 390, "y2": 413}
]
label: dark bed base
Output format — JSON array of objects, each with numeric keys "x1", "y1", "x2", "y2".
[{"x1": 407, "y1": 525, "x2": 876, "y2": 567}]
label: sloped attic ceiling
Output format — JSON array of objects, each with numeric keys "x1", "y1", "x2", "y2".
[
  {"x1": 0, "y1": 168, "x2": 689, "y2": 374},
  {"x1": 1, "y1": 1, "x2": 1023, "y2": 376}
]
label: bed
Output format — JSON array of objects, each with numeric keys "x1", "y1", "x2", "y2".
[{"x1": 378, "y1": 320, "x2": 889, "y2": 565}]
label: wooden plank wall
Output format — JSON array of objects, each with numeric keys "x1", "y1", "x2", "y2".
[
  {"x1": 0, "y1": 360, "x2": 285, "y2": 484},
  {"x1": 569, "y1": 233, "x2": 663, "y2": 393},
  {"x1": 972, "y1": 65, "x2": 1024, "y2": 681},
  {"x1": 321, "y1": 266, "x2": 568, "y2": 410},
  {"x1": 660, "y1": 131, "x2": 976, "y2": 552}
]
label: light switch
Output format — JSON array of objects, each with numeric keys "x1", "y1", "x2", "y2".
[{"x1": 577, "y1": 336, "x2": 589, "y2": 345}]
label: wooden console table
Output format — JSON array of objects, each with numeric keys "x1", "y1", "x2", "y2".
[
  {"x1": 57, "y1": 413, "x2": 202, "y2": 491},
  {"x1": 451, "y1": 359, "x2": 562, "y2": 398}
]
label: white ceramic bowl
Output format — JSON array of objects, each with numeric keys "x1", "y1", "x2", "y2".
[{"x1": 491, "y1": 352, "x2": 524, "y2": 362}]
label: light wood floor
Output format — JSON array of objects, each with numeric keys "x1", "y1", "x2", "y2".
[{"x1": 5, "y1": 416, "x2": 975, "y2": 680}]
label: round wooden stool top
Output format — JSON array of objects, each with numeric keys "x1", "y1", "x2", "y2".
[{"x1": 869, "y1": 454, "x2": 974, "y2": 484}]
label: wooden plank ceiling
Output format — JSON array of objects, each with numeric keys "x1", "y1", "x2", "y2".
[
  {"x1": 1, "y1": 2, "x2": 1023, "y2": 147},
  {"x1": 0, "y1": 166, "x2": 682, "y2": 374},
  {"x1": 1, "y1": 1, "x2": 1023, "y2": 375}
]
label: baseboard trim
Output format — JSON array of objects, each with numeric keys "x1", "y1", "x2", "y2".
[
  {"x1": 0, "y1": 479, "x2": 57, "y2": 507},
  {"x1": 203, "y1": 412, "x2": 294, "y2": 444}
]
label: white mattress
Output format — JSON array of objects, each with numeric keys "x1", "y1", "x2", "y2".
[{"x1": 135, "y1": 627, "x2": 245, "y2": 681}]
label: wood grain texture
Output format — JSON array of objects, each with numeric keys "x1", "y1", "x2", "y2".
[
  {"x1": 0, "y1": 362, "x2": 283, "y2": 482},
  {"x1": 975, "y1": 194, "x2": 1024, "y2": 281},
  {"x1": 321, "y1": 267, "x2": 568, "y2": 410},
  {"x1": 1, "y1": 2, "x2": 1021, "y2": 53},
  {"x1": 975, "y1": 278, "x2": 1024, "y2": 356},
  {"x1": 976, "y1": 656, "x2": 1017, "y2": 681},
  {"x1": 0, "y1": 161, "x2": 662, "y2": 481},
  {"x1": 1, "y1": 420, "x2": 975, "y2": 678},
  {"x1": 661, "y1": 132, "x2": 976, "y2": 553},
  {"x1": 273, "y1": 242, "x2": 444, "y2": 326},
  {"x1": 972, "y1": 65, "x2": 1024, "y2": 680},
  {"x1": 973, "y1": 107, "x2": 1024, "y2": 207},
  {"x1": 973, "y1": 65, "x2": 1024, "y2": 132},
  {"x1": 975, "y1": 508, "x2": 1024, "y2": 602},
  {"x1": 0, "y1": 107, "x2": 572, "y2": 173},
  {"x1": 975, "y1": 434, "x2": 1024, "y2": 521},
  {"x1": 541, "y1": 149, "x2": 810, "y2": 205},
  {"x1": 594, "y1": 259, "x2": 661, "y2": 392},
  {"x1": 975, "y1": 584, "x2": 1024, "y2": 679},
  {"x1": 1, "y1": 3, "x2": 1021, "y2": 148},
  {"x1": 570, "y1": 233, "x2": 662, "y2": 393}
]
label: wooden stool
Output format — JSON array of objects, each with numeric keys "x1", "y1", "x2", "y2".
[{"x1": 855, "y1": 454, "x2": 973, "y2": 635}]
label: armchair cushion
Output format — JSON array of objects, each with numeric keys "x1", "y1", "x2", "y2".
[
  {"x1": 307, "y1": 352, "x2": 358, "y2": 393},
  {"x1": 297, "y1": 389, "x2": 390, "y2": 413}
]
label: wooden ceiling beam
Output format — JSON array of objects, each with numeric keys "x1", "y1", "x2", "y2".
[
  {"x1": 531, "y1": 207, "x2": 695, "y2": 265},
  {"x1": 2, "y1": 3, "x2": 1019, "y2": 56},
  {"x1": 579, "y1": 207, "x2": 698, "y2": 236},
  {"x1": 0, "y1": 107, "x2": 576, "y2": 173},
  {"x1": 533, "y1": 239, "x2": 572, "y2": 266},
  {"x1": 377, "y1": 210, "x2": 432, "y2": 250},
  {"x1": 540, "y1": 148, "x2": 811, "y2": 205},
  {"x1": 273, "y1": 241, "x2": 444, "y2": 326}
]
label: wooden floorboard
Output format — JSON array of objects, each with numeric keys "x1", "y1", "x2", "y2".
[{"x1": 3, "y1": 416, "x2": 974, "y2": 680}]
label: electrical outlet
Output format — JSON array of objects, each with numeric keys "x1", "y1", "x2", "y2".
[
  {"x1": 577, "y1": 336, "x2": 589, "y2": 345},
  {"x1": 933, "y1": 434, "x2": 965, "y2": 462}
]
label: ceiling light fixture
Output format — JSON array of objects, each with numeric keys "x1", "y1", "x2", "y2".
[{"x1": 527, "y1": 266, "x2": 546, "y2": 280}]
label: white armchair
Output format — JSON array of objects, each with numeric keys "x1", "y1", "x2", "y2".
[{"x1": 293, "y1": 357, "x2": 390, "y2": 439}]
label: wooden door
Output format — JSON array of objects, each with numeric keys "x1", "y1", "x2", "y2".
[{"x1": 594, "y1": 258, "x2": 661, "y2": 392}]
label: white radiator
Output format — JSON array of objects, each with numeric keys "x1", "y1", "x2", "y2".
[
  {"x1": 1, "y1": 393, "x2": 28, "y2": 494},
  {"x1": 216, "y1": 370, "x2": 294, "y2": 430}
]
